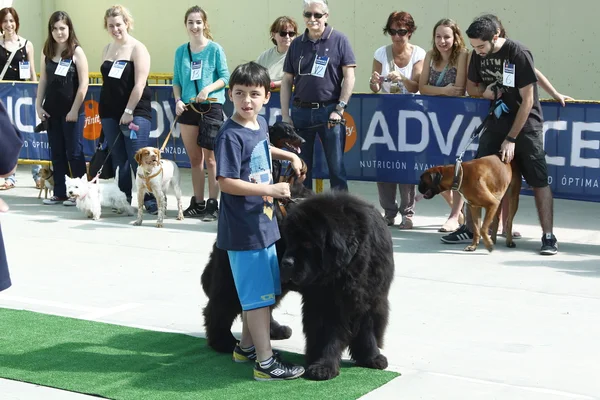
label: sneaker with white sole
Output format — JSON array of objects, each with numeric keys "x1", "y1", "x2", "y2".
[
  {"x1": 441, "y1": 224, "x2": 474, "y2": 244},
  {"x1": 63, "y1": 197, "x2": 77, "y2": 206},
  {"x1": 43, "y1": 196, "x2": 68, "y2": 205},
  {"x1": 540, "y1": 233, "x2": 558, "y2": 255},
  {"x1": 253, "y1": 356, "x2": 305, "y2": 381}
]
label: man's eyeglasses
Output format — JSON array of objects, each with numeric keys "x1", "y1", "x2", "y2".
[
  {"x1": 279, "y1": 31, "x2": 296, "y2": 37},
  {"x1": 388, "y1": 28, "x2": 409, "y2": 37},
  {"x1": 303, "y1": 12, "x2": 326, "y2": 19}
]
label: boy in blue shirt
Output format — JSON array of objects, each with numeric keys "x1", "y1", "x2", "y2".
[{"x1": 214, "y1": 61, "x2": 305, "y2": 381}]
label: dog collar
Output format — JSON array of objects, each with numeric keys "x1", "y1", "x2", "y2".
[{"x1": 451, "y1": 162, "x2": 464, "y2": 192}]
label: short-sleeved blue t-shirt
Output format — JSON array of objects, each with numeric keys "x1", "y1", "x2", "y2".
[{"x1": 214, "y1": 116, "x2": 280, "y2": 251}]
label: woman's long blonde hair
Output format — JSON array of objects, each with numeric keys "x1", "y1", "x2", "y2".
[{"x1": 431, "y1": 18, "x2": 465, "y2": 67}]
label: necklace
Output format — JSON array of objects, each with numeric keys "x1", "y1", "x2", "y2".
[{"x1": 2, "y1": 33, "x2": 25, "y2": 73}]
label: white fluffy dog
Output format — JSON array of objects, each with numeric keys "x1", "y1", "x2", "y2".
[
  {"x1": 133, "y1": 147, "x2": 184, "y2": 228},
  {"x1": 65, "y1": 167, "x2": 134, "y2": 220}
]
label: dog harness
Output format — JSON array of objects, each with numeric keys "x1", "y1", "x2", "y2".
[{"x1": 138, "y1": 166, "x2": 163, "y2": 194}]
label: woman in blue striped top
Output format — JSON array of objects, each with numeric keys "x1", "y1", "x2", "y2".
[{"x1": 173, "y1": 5, "x2": 230, "y2": 221}]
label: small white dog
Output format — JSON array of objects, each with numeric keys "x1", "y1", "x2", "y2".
[
  {"x1": 65, "y1": 166, "x2": 134, "y2": 220},
  {"x1": 133, "y1": 147, "x2": 184, "y2": 228}
]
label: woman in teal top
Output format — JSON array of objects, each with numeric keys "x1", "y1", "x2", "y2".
[{"x1": 173, "y1": 5, "x2": 229, "y2": 221}]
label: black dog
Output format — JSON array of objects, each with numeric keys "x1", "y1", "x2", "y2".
[
  {"x1": 280, "y1": 192, "x2": 395, "y2": 380},
  {"x1": 201, "y1": 121, "x2": 313, "y2": 353}
]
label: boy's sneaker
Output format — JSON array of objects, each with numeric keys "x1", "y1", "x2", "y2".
[
  {"x1": 183, "y1": 196, "x2": 206, "y2": 218},
  {"x1": 441, "y1": 224, "x2": 474, "y2": 244},
  {"x1": 540, "y1": 233, "x2": 558, "y2": 255},
  {"x1": 63, "y1": 197, "x2": 77, "y2": 206},
  {"x1": 43, "y1": 196, "x2": 68, "y2": 205},
  {"x1": 232, "y1": 343, "x2": 280, "y2": 363},
  {"x1": 253, "y1": 356, "x2": 305, "y2": 381}
]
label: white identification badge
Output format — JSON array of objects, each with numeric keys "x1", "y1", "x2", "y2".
[
  {"x1": 54, "y1": 59, "x2": 72, "y2": 77},
  {"x1": 311, "y1": 55, "x2": 329, "y2": 78},
  {"x1": 503, "y1": 61, "x2": 515, "y2": 87},
  {"x1": 190, "y1": 60, "x2": 202, "y2": 81},
  {"x1": 108, "y1": 60, "x2": 127, "y2": 79},
  {"x1": 19, "y1": 61, "x2": 30, "y2": 79}
]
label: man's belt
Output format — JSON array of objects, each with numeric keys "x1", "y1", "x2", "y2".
[{"x1": 293, "y1": 99, "x2": 337, "y2": 109}]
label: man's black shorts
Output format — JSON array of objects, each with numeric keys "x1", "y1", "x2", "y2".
[{"x1": 476, "y1": 130, "x2": 549, "y2": 188}]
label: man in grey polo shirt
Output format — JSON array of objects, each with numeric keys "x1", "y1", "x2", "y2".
[{"x1": 280, "y1": 0, "x2": 356, "y2": 191}]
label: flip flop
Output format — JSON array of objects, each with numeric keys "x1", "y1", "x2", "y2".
[
  {"x1": 0, "y1": 181, "x2": 15, "y2": 190},
  {"x1": 500, "y1": 231, "x2": 522, "y2": 239},
  {"x1": 438, "y1": 218, "x2": 460, "y2": 233},
  {"x1": 398, "y1": 217, "x2": 414, "y2": 230}
]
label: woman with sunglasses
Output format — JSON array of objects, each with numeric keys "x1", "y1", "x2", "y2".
[
  {"x1": 256, "y1": 16, "x2": 298, "y2": 89},
  {"x1": 370, "y1": 11, "x2": 425, "y2": 229},
  {"x1": 173, "y1": 6, "x2": 230, "y2": 221}
]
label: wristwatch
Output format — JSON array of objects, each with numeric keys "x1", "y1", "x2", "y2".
[
  {"x1": 336, "y1": 100, "x2": 347, "y2": 111},
  {"x1": 124, "y1": 108, "x2": 133, "y2": 115}
]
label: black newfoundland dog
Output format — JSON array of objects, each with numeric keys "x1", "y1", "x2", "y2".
[
  {"x1": 280, "y1": 191, "x2": 395, "y2": 380},
  {"x1": 201, "y1": 121, "x2": 311, "y2": 353}
]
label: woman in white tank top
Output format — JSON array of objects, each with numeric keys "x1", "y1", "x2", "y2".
[{"x1": 369, "y1": 11, "x2": 425, "y2": 229}]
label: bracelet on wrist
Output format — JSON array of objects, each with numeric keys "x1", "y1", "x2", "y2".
[{"x1": 505, "y1": 135, "x2": 517, "y2": 143}]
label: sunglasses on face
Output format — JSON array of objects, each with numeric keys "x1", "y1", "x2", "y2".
[
  {"x1": 388, "y1": 28, "x2": 409, "y2": 36},
  {"x1": 278, "y1": 31, "x2": 296, "y2": 37},
  {"x1": 303, "y1": 12, "x2": 326, "y2": 19}
]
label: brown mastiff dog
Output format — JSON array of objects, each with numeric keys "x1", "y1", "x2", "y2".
[{"x1": 418, "y1": 154, "x2": 521, "y2": 252}]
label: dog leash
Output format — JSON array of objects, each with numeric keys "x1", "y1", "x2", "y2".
[
  {"x1": 451, "y1": 85, "x2": 499, "y2": 191},
  {"x1": 275, "y1": 159, "x2": 307, "y2": 218},
  {"x1": 92, "y1": 131, "x2": 122, "y2": 183}
]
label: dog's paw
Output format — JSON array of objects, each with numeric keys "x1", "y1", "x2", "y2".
[
  {"x1": 506, "y1": 241, "x2": 516, "y2": 248},
  {"x1": 464, "y1": 245, "x2": 477, "y2": 252},
  {"x1": 305, "y1": 362, "x2": 339, "y2": 381},
  {"x1": 133, "y1": 220, "x2": 143, "y2": 226},
  {"x1": 156, "y1": 221, "x2": 163, "y2": 228},
  {"x1": 176, "y1": 213, "x2": 184, "y2": 221},
  {"x1": 356, "y1": 354, "x2": 388, "y2": 370},
  {"x1": 270, "y1": 324, "x2": 292, "y2": 340}
]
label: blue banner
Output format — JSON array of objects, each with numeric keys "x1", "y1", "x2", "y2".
[{"x1": 3, "y1": 83, "x2": 599, "y2": 202}]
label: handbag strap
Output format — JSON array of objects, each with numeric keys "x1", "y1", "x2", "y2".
[
  {"x1": 0, "y1": 48, "x2": 18, "y2": 80},
  {"x1": 435, "y1": 63, "x2": 450, "y2": 87},
  {"x1": 385, "y1": 45, "x2": 395, "y2": 74}
]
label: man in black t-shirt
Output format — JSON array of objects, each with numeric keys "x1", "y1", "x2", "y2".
[{"x1": 441, "y1": 16, "x2": 558, "y2": 255}]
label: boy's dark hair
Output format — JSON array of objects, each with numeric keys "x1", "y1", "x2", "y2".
[
  {"x1": 465, "y1": 16, "x2": 499, "y2": 41},
  {"x1": 229, "y1": 62, "x2": 271, "y2": 93}
]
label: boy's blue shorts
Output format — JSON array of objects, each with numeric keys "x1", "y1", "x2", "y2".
[{"x1": 227, "y1": 243, "x2": 281, "y2": 311}]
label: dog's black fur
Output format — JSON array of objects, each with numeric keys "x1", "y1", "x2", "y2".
[
  {"x1": 201, "y1": 121, "x2": 313, "y2": 353},
  {"x1": 279, "y1": 191, "x2": 395, "y2": 380}
]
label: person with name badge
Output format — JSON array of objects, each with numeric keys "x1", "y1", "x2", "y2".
[
  {"x1": 441, "y1": 15, "x2": 558, "y2": 256},
  {"x1": 256, "y1": 16, "x2": 298, "y2": 89},
  {"x1": 0, "y1": 6, "x2": 37, "y2": 191},
  {"x1": 173, "y1": 5, "x2": 230, "y2": 222},
  {"x1": 35, "y1": 11, "x2": 88, "y2": 206},
  {"x1": 99, "y1": 5, "x2": 157, "y2": 214},
  {"x1": 369, "y1": 11, "x2": 425, "y2": 229},
  {"x1": 418, "y1": 18, "x2": 469, "y2": 233},
  {"x1": 280, "y1": 0, "x2": 356, "y2": 192}
]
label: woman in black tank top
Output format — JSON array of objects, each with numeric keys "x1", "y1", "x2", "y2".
[
  {"x1": 0, "y1": 7, "x2": 38, "y2": 191},
  {"x1": 98, "y1": 5, "x2": 156, "y2": 211},
  {"x1": 35, "y1": 11, "x2": 88, "y2": 205}
]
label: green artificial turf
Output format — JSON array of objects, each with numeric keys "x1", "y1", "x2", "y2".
[{"x1": 0, "y1": 308, "x2": 399, "y2": 399}]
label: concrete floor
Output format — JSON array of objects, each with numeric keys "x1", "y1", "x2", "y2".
[{"x1": 1, "y1": 165, "x2": 599, "y2": 400}]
